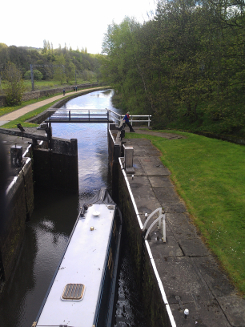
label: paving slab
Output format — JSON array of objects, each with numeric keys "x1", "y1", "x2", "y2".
[
  {"x1": 190, "y1": 256, "x2": 236, "y2": 298},
  {"x1": 167, "y1": 212, "x2": 199, "y2": 238},
  {"x1": 123, "y1": 130, "x2": 245, "y2": 327},
  {"x1": 132, "y1": 158, "x2": 146, "y2": 175},
  {"x1": 170, "y1": 300, "x2": 231, "y2": 327},
  {"x1": 134, "y1": 197, "x2": 161, "y2": 216},
  {"x1": 218, "y1": 295, "x2": 245, "y2": 327},
  {"x1": 149, "y1": 236, "x2": 184, "y2": 257},
  {"x1": 149, "y1": 175, "x2": 174, "y2": 187},
  {"x1": 154, "y1": 256, "x2": 214, "y2": 304},
  {"x1": 163, "y1": 201, "x2": 187, "y2": 213},
  {"x1": 154, "y1": 186, "x2": 181, "y2": 204},
  {"x1": 139, "y1": 157, "x2": 171, "y2": 175}
]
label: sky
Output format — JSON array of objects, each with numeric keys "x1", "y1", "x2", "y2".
[{"x1": 1, "y1": 0, "x2": 156, "y2": 54}]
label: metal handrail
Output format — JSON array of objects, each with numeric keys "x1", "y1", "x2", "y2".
[
  {"x1": 107, "y1": 109, "x2": 152, "y2": 127},
  {"x1": 47, "y1": 108, "x2": 152, "y2": 126},
  {"x1": 143, "y1": 207, "x2": 166, "y2": 242}
]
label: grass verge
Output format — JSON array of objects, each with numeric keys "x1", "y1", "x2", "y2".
[
  {"x1": 126, "y1": 130, "x2": 245, "y2": 296},
  {"x1": 1, "y1": 100, "x2": 58, "y2": 129},
  {"x1": 0, "y1": 86, "x2": 109, "y2": 128},
  {"x1": 0, "y1": 92, "x2": 68, "y2": 117}
]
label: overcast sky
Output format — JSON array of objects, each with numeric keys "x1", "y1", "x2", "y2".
[{"x1": 1, "y1": 0, "x2": 156, "y2": 54}]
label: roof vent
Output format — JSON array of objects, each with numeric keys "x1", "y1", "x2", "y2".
[{"x1": 62, "y1": 283, "x2": 85, "y2": 301}]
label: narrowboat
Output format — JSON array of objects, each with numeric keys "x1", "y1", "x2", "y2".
[{"x1": 32, "y1": 188, "x2": 122, "y2": 327}]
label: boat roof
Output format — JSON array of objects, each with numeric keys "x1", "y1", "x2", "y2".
[{"x1": 36, "y1": 202, "x2": 115, "y2": 327}]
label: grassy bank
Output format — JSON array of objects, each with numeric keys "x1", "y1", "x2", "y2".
[
  {"x1": 1, "y1": 100, "x2": 59, "y2": 129},
  {"x1": 0, "y1": 94, "x2": 64, "y2": 118},
  {"x1": 0, "y1": 86, "x2": 109, "y2": 128},
  {"x1": 0, "y1": 78, "x2": 98, "y2": 94},
  {"x1": 126, "y1": 130, "x2": 245, "y2": 296}
]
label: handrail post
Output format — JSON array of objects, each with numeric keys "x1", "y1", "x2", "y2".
[{"x1": 69, "y1": 111, "x2": 71, "y2": 121}]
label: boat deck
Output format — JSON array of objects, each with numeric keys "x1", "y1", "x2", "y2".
[{"x1": 36, "y1": 203, "x2": 115, "y2": 327}]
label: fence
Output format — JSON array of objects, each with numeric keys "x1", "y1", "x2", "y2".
[{"x1": 108, "y1": 109, "x2": 152, "y2": 127}]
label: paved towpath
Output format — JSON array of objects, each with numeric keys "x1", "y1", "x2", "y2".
[
  {"x1": 0, "y1": 86, "x2": 107, "y2": 125},
  {"x1": 123, "y1": 126, "x2": 245, "y2": 327}
]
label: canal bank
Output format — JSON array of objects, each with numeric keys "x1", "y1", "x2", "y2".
[{"x1": 108, "y1": 125, "x2": 245, "y2": 327}]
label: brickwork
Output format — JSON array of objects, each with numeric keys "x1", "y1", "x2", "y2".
[{"x1": 0, "y1": 158, "x2": 34, "y2": 284}]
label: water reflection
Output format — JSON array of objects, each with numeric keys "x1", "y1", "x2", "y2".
[
  {"x1": 55, "y1": 89, "x2": 117, "y2": 200},
  {"x1": 62, "y1": 89, "x2": 116, "y2": 110},
  {"x1": 0, "y1": 189, "x2": 78, "y2": 327}
]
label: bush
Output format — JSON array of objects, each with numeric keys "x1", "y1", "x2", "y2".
[
  {"x1": 3, "y1": 62, "x2": 25, "y2": 106},
  {"x1": 24, "y1": 69, "x2": 43, "y2": 80}
]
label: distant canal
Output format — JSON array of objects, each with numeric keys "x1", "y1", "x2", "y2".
[{"x1": 0, "y1": 89, "x2": 148, "y2": 327}]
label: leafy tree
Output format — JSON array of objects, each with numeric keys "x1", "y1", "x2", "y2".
[
  {"x1": 101, "y1": 0, "x2": 245, "y2": 133},
  {"x1": 24, "y1": 69, "x2": 43, "y2": 80},
  {"x1": 53, "y1": 55, "x2": 66, "y2": 84},
  {"x1": 3, "y1": 62, "x2": 25, "y2": 105},
  {"x1": 64, "y1": 58, "x2": 75, "y2": 83}
]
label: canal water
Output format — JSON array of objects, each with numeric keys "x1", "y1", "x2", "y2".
[{"x1": 0, "y1": 89, "x2": 148, "y2": 327}]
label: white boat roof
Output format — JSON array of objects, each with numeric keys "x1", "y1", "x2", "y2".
[{"x1": 36, "y1": 203, "x2": 115, "y2": 327}]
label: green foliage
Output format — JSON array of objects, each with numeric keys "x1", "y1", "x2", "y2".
[
  {"x1": 53, "y1": 55, "x2": 66, "y2": 84},
  {"x1": 0, "y1": 93, "x2": 68, "y2": 117},
  {"x1": 0, "y1": 41, "x2": 104, "y2": 87},
  {"x1": 127, "y1": 130, "x2": 245, "y2": 294},
  {"x1": 3, "y1": 62, "x2": 25, "y2": 106},
  {"x1": 24, "y1": 69, "x2": 43, "y2": 80},
  {"x1": 1, "y1": 100, "x2": 58, "y2": 129},
  {"x1": 101, "y1": 0, "x2": 245, "y2": 136}
]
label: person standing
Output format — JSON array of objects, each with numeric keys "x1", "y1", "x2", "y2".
[
  {"x1": 63, "y1": 88, "x2": 65, "y2": 96},
  {"x1": 123, "y1": 111, "x2": 135, "y2": 132}
]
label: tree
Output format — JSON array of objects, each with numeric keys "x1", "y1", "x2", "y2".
[
  {"x1": 24, "y1": 69, "x2": 43, "y2": 80},
  {"x1": 64, "y1": 58, "x2": 75, "y2": 83},
  {"x1": 3, "y1": 62, "x2": 25, "y2": 105},
  {"x1": 53, "y1": 55, "x2": 66, "y2": 84}
]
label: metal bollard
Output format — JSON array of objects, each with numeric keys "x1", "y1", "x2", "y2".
[{"x1": 10, "y1": 145, "x2": 22, "y2": 168}]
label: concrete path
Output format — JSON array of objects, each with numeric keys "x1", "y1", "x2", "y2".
[
  {"x1": 0, "y1": 87, "x2": 107, "y2": 125},
  {"x1": 123, "y1": 127, "x2": 245, "y2": 327}
]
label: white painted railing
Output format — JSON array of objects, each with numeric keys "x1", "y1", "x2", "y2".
[
  {"x1": 142, "y1": 207, "x2": 166, "y2": 242},
  {"x1": 107, "y1": 109, "x2": 152, "y2": 127},
  {"x1": 47, "y1": 107, "x2": 152, "y2": 126}
]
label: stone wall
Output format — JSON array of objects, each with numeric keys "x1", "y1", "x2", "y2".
[
  {"x1": 108, "y1": 125, "x2": 171, "y2": 327},
  {"x1": 0, "y1": 155, "x2": 34, "y2": 288},
  {"x1": 0, "y1": 83, "x2": 100, "y2": 107}
]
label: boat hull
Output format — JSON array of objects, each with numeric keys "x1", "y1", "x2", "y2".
[{"x1": 33, "y1": 189, "x2": 122, "y2": 327}]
